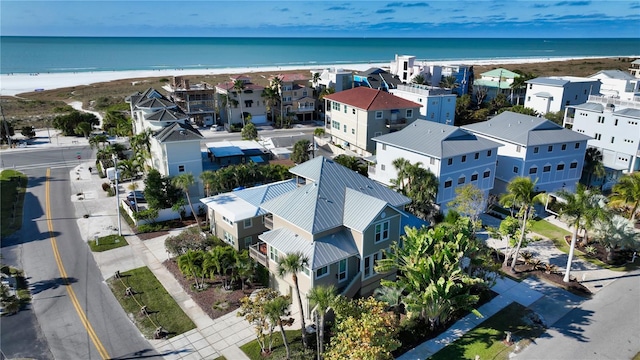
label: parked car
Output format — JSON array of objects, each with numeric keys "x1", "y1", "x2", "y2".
[{"x1": 126, "y1": 190, "x2": 146, "y2": 203}]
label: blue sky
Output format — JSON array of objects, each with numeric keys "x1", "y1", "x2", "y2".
[{"x1": 1, "y1": 1, "x2": 639, "y2": 38}]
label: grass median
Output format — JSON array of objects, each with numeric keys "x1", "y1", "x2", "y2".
[
  {"x1": 1, "y1": 169, "x2": 27, "y2": 238},
  {"x1": 88, "y1": 234, "x2": 128, "y2": 252},
  {"x1": 107, "y1": 266, "x2": 195, "y2": 339}
]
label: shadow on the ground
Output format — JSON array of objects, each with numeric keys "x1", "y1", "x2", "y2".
[{"x1": 30, "y1": 276, "x2": 78, "y2": 295}]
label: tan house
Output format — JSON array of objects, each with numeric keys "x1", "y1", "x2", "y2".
[
  {"x1": 200, "y1": 179, "x2": 298, "y2": 251},
  {"x1": 249, "y1": 156, "x2": 427, "y2": 319},
  {"x1": 271, "y1": 73, "x2": 316, "y2": 122},
  {"x1": 216, "y1": 75, "x2": 268, "y2": 126},
  {"x1": 323, "y1": 86, "x2": 421, "y2": 156}
]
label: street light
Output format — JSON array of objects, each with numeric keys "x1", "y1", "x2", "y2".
[{"x1": 113, "y1": 154, "x2": 122, "y2": 236}]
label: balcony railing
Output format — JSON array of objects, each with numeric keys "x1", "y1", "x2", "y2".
[
  {"x1": 564, "y1": 116, "x2": 574, "y2": 125},
  {"x1": 264, "y1": 214, "x2": 273, "y2": 230},
  {"x1": 385, "y1": 118, "x2": 407, "y2": 128},
  {"x1": 249, "y1": 243, "x2": 268, "y2": 267}
]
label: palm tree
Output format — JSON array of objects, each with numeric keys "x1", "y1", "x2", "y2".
[
  {"x1": 307, "y1": 285, "x2": 336, "y2": 359},
  {"x1": 499, "y1": 177, "x2": 547, "y2": 272},
  {"x1": 264, "y1": 296, "x2": 293, "y2": 359},
  {"x1": 391, "y1": 158, "x2": 412, "y2": 193},
  {"x1": 200, "y1": 170, "x2": 216, "y2": 198},
  {"x1": 172, "y1": 173, "x2": 202, "y2": 228},
  {"x1": 128, "y1": 182, "x2": 140, "y2": 212},
  {"x1": 412, "y1": 74, "x2": 426, "y2": 85},
  {"x1": 178, "y1": 250, "x2": 204, "y2": 289},
  {"x1": 277, "y1": 252, "x2": 309, "y2": 348},
  {"x1": 556, "y1": 184, "x2": 607, "y2": 282},
  {"x1": 271, "y1": 76, "x2": 284, "y2": 127},
  {"x1": 89, "y1": 134, "x2": 109, "y2": 150},
  {"x1": 233, "y1": 79, "x2": 247, "y2": 127},
  {"x1": 582, "y1": 147, "x2": 606, "y2": 188},
  {"x1": 261, "y1": 86, "x2": 279, "y2": 123},
  {"x1": 610, "y1": 172, "x2": 640, "y2": 222},
  {"x1": 312, "y1": 72, "x2": 321, "y2": 91},
  {"x1": 440, "y1": 76, "x2": 459, "y2": 90}
]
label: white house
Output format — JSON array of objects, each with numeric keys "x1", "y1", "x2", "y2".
[
  {"x1": 389, "y1": 84, "x2": 456, "y2": 125},
  {"x1": 564, "y1": 95, "x2": 640, "y2": 187},
  {"x1": 524, "y1": 76, "x2": 601, "y2": 115},
  {"x1": 127, "y1": 88, "x2": 189, "y2": 135},
  {"x1": 589, "y1": 70, "x2": 640, "y2": 102},
  {"x1": 628, "y1": 59, "x2": 640, "y2": 79},
  {"x1": 311, "y1": 68, "x2": 353, "y2": 92},
  {"x1": 370, "y1": 120, "x2": 501, "y2": 214},
  {"x1": 463, "y1": 111, "x2": 591, "y2": 194}
]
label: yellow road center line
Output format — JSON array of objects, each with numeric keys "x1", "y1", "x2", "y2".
[{"x1": 45, "y1": 168, "x2": 110, "y2": 359}]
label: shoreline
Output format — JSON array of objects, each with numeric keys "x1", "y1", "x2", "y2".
[{"x1": 1, "y1": 55, "x2": 636, "y2": 97}]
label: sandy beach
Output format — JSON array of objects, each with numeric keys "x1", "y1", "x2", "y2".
[{"x1": 0, "y1": 56, "x2": 625, "y2": 97}]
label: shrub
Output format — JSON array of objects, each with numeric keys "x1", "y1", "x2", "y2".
[
  {"x1": 137, "y1": 223, "x2": 163, "y2": 233},
  {"x1": 101, "y1": 182, "x2": 111, "y2": 192},
  {"x1": 165, "y1": 226, "x2": 214, "y2": 257},
  {"x1": 584, "y1": 245, "x2": 597, "y2": 256}
]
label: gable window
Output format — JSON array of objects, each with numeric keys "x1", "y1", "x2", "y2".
[
  {"x1": 269, "y1": 246, "x2": 279, "y2": 262},
  {"x1": 315, "y1": 266, "x2": 328, "y2": 279},
  {"x1": 406, "y1": 109, "x2": 413, "y2": 118},
  {"x1": 570, "y1": 162, "x2": 578, "y2": 169},
  {"x1": 458, "y1": 176, "x2": 466, "y2": 185},
  {"x1": 461, "y1": 155, "x2": 467, "y2": 163},
  {"x1": 380, "y1": 164, "x2": 386, "y2": 171},
  {"x1": 548, "y1": 145, "x2": 553, "y2": 152},
  {"x1": 338, "y1": 259, "x2": 347, "y2": 282},
  {"x1": 444, "y1": 180, "x2": 453, "y2": 188},
  {"x1": 375, "y1": 111, "x2": 383, "y2": 119},
  {"x1": 178, "y1": 165, "x2": 185, "y2": 172},
  {"x1": 529, "y1": 167, "x2": 537, "y2": 174},
  {"x1": 471, "y1": 173, "x2": 478, "y2": 181},
  {"x1": 430, "y1": 157, "x2": 435, "y2": 165},
  {"x1": 557, "y1": 164, "x2": 565, "y2": 171},
  {"x1": 543, "y1": 165, "x2": 551, "y2": 172},
  {"x1": 243, "y1": 218, "x2": 252, "y2": 229},
  {"x1": 483, "y1": 170, "x2": 490, "y2": 178},
  {"x1": 375, "y1": 221, "x2": 390, "y2": 243},
  {"x1": 222, "y1": 215, "x2": 234, "y2": 226}
]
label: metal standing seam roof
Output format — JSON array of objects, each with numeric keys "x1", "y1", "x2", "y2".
[
  {"x1": 571, "y1": 103, "x2": 605, "y2": 112},
  {"x1": 614, "y1": 108, "x2": 640, "y2": 118},
  {"x1": 373, "y1": 120, "x2": 502, "y2": 159},
  {"x1": 261, "y1": 156, "x2": 411, "y2": 234},
  {"x1": 462, "y1": 111, "x2": 592, "y2": 146},
  {"x1": 590, "y1": 70, "x2": 637, "y2": 80},
  {"x1": 146, "y1": 108, "x2": 187, "y2": 121},
  {"x1": 199, "y1": 179, "x2": 297, "y2": 221},
  {"x1": 342, "y1": 188, "x2": 390, "y2": 232},
  {"x1": 473, "y1": 79, "x2": 513, "y2": 89},
  {"x1": 480, "y1": 68, "x2": 520, "y2": 79},
  {"x1": 153, "y1": 122, "x2": 203, "y2": 143},
  {"x1": 259, "y1": 227, "x2": 359, "y2": 270}
]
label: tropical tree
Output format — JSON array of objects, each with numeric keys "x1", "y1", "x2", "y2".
[
  {"x1": 313, "y1": 127, "x2": 325, "y2": 138},
  {"x1": 233, "y1": 79, "x2": 247, "y2": 126},
  {"x1": 312, "y1": 72, "x2": 321, "y2": 90},
  {"x1": 117, "y1": 159, "x2": 140, "y2": 181},
  {"x1": 241, "y1": 122, "x2": 258, "y2": 140},
  {"x1": 593, "y1": 215, "x2": 640, "y2": 263},
  {"x1": 238, "y1": 288, "x2": 280, "y2": 355},
  {"x1": 333, "y1": 154, "x2": 368, "y2": 177},
  {"x1": 209, "y1": 245, "x2": 235, "y2": 289},
  {"x1": 261, "y1": 86, "x2": 280, "y2": 123},
  {"x1": 308, "y1": 285, "x2": 337, "y2": 359},
  {"x1": 582, "y1": 147, "x2": 606, "y2": 188},
  {"x1": 234, "y1": 253, "x2": 255, "y2": 291},
  {"x1": 610, "y1": 172, "x2": 640, "y2": 222},
  {"x1": 20, "y1": 126, "x2": 36, "y2": 139},
  {"x1": 390, "y1": 157, "x2": 412, "y2": 193},
  {"x1": 499, "y1": 177, "x2": 547, "y2": 272},
  {"x1": 200, "y1": 170, "x2": 216, "y2": 198},
  {"x1": 75, "y1": 121, "x2": 93, "y2": 138},
  {"x1": 488, "y1": 216, "x2": 523, "y2": 266},
  {"x1": 271, "y1": 76, "x2": 284, "y2": 127},
  {"x1": 447, "y1": 183, "x2": 486, "y2": 234},
  {"x1": 509, "y1": 71, "x2": 535, "y2": 105},
  {"x1": 373, "y1": 285, "x2": 405, "y2": 319},
  {"x1": 392, "y1": 160, "x2": 439, "y2": 221},
  {"x1": 1, "y1": 119, "x2": 15, "y2": 144},
  {"x1": 128, "y1": 182, "x2": 140, "y2": 212},
  {"x1": 556, "y1": 184, "x2": 608, "y2": 282},
  {"x1": 144, "y1": 169, "x2": 182, "y2": 210},
  {"x1": 292, "y1": 139, "x2": 311, "y2": 164},
  {"x1": 171, "y1": 173, "x2": 202, "y2": 228},
  {"x1": 178, "y1": 250, "x2": 204, "y2": 289},
  {"x1": 89, "y1": 134, "x2": 109, "y2": 150},
  {"x1": 277, "y1": 252, "x2": 309, "y2": 348},
  {"x1": 264, "y1": 295, "x2": 294, "y2": 359},
  {"x1": 440, "y1": 75, "x2": 459, "y2": 90},
  {"x1": 412, "y1": 74, "x2": 426, "y2": 85}
]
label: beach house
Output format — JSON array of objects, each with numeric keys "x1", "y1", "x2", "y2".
[
  {"x1": 563, "y1": 95, "x2": 640, "y2": 188},
  {"x1": 215, "y1": 75, "x2": 268, "y2": 126},
  {"x1": 310, "y1": 68, "x2": 353, "y2": 93},
  {"x1": 271, "y1": 74, "x2": 316, "y2": 122},
  {"x1": 249, "y1": 156, "x2": 426, "y2": 319},
  {"x1": 370, "y1": 120, "x2": 501, "y2": 214},
  {"x1": 524, "y1": 76, "x2": 601, "y2": 115},
  {"x1": 588, "y1": 70, "x2": 640, "y2": 101},
  {"x1": 163, "y1": 76, "x2": 217, "y2": 127},
  {"x1": 473, "y1": 68, "x2": 524, "y2": 104},
  {"x1": 323, "y1": 86, "x2": 421, "y2": 156},
  {"x1": 628, "y1": 59, "x2": 640, "y2": 79},
  {"x1": 389, "y1": 84, "x2": 456, "y2": 125},
  {"x1": 353, "y1": 68, "x2": 403, "y2": 91},
  {"x1": 463, "y1": 111, "x2": 591, "y2": 194}
]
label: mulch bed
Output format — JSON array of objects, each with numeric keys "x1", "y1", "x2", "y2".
[
  {"x1": 505, "y1": 263, "x2": 592, "y2": 297},
  {"x1": 163, "y1": 259, "x2": 260, "y2": 320},
  {"x1": 134, "y1": 219, "x2": 198, "y2": 241}
]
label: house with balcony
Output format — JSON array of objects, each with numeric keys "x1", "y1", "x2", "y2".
[
  {"x1": 127, "y1": 88, "x2": 189, "y2": 135},
  {"x1": 563, "y1": 95, "x2": 640, "y2": 188},
  {"x1": 524, "y1": 76, "x2": 601, "y2": 115},
  {"x1": 216, "y1": 75, "x2": 268, "y2": 126},
  {"x1": 438, "y1": 64, "x2": 474, "y2": 96},
  {"x1": 200, "y1": 179, "x2": 298, "y2": 251},
  {"x1": 389, "y1": 84, "x2": 456, "y2": 125},
  {"x1": 311, "y1": 68, "x2": 353, "y2": 92},
  {"x1": 271, "y1": 74, "x2": 316, "y2": 122},
  {"x1": 370, "y1": 120, "x2": 501, "y2": 214},
  {"x1": 629, "y1": 59, "x2": 640, "y2": 79},
  {"x1": 249, "y1": 156, "x2": 426, "y2": 319},
  {"x1": 588, "y1": 70, "x2": 640, "y2": 102},
  {"x1": 163, "y1": 76, "x2": 217, "y2": 127},
  {"x1": 473, "y1": 68, "x2": 524, "y2": 104},
  {"x1": 323, "y1": 86, "x2": 421, "y2": 156},
  {"x1": 463, "y1": 111, "x2": 591, "y2": 194}
]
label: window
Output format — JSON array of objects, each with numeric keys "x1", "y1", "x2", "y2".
[
  {"x1": 343, "y1": 125, "x2": 347, "y2": 132},
  {"x1": 548, "y1": 145, "x2": 553, "y2": 152},
  {"x1": 430, "y1": 157, "x2": 435, "y2": 165},
  {"x1": 597, "y1": 116, "x2": 604, "y2": 123},
  {"x1": 223, "y1": 231, "x2": 234, "y2": 245},
  {"x1": 594, "y1": 133, "x2": 602, "y2": 141},
  {"x1": 575, "y1": 142, "x2": 580, "y2": 149},
  {"x1": 527, "y1": 96, "x2": 531, "y2": 101},
  {"x1": 374, "y1": 131, "x2": 382, "y2": 137},
  {"x1": 471, "y1": 173, "x2": 478, "y2": 181},
  {"x1": 611, "y1": 136, "x2": 615, "y2": 143},
  {"x1": 243, "y1": 218, "x2": 252, "y2": 229},
  {"x1": 561, "y1": 144, "x2": 567, "y2": 151},
  {"x1": 474, "y1": 152, "x2": 479, "y2": 160},
  {"x1": 332, "y1": 101, "x2": 340, "y2": 111},
  {"x1": 458, "y1": 176, "x2": 466, "y2": 185},
  {"x1": 178, "y1": 165, "x2": 185, "y2": 172},
  {"x1": 444, "y1": 180, "x2": 453, "y2": 188},
  {"x1": 303, "y1": 267, "x2": 310, "y2": 277},
  {"x1": 352, "y1": 109, "x2": 355, "y2": 114},
  {"x1": 487, "y1": 150, "x2": 492, "y2": 157},
  {"x1": 483, "y1": 170, "x2": 490, "y2": 178},
  {"x1": 351, "y1": 128, "x2": 355, "y2": 135},
  {"x1": 381, "y1": 144, "x2": 386, "y2": 150},
  {"x1": 332, "y1": 120, "x2": 340, "y2": 130},
  {"x1": 513, "y1": 166, "x2": 519, "y2": 174},
  {"x1": 557, "y1": 164, "x2": 565, "y2": 171},
  {"x1": 244, "y1": 236, "x2": 252, "y2": 248},
  {"x1": 269, "y1": 246, "x2": 279, "y2": 262},
  {"x1": 315, "y1": 266, "x2": 328, "y2": 279},
  {"x1": 615, "y1": 119, "x2": 619, "y2": 126},
  {"x1": 543, "y1": 165, "x2": 551, "y2": 172},
  {"x1": 375, "y1": 221, "x2": 390, "y2": 243},
  {"x1": 406, "y1": 109, "x2": 413, "y2": 118},
  {"x1": 376, "y1": 111, "x2": 383, "y2": 119},
  {"x1": 338, "y1": 259, "x2": 347, "y2": 282},
  {"x1": 343, "y1": 105, "x2": 347, "y2": 113},
  {"x1": 516, "y1": 145, "x2": 521, "y2": 153},
  {"x1": 529, "y1": 167, "x2": 538, "y2": 174},
  {"x1": 222, "y1": 215, "x2": 234, "y2": 226},
  {"x1": 534, "y1": 147, "x2": 539, "y2": 154},
  {"x1": 364, "y1": 252, "x2": 380, "y2": 279},
  {"x1": 448, "y1": 158, "x2": 453, "y2": 165},
  {"x1": 570, "y1": 162, "x2": 578, "y2": 169},
  {"x1": 380, "y1": 164, "x2": 386, "y2": 171},
  {"x1": 461, "y1": 155, "x2": 467, "y2": 163}
]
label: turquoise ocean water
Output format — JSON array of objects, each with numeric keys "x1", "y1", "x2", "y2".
[{"x1": 1, "y1": 37, "x2": 639, "y2": 74}]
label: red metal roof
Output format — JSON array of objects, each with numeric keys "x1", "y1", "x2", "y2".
[{"x1": 323, "y1": 87, "x2": 421, "y2": 111}]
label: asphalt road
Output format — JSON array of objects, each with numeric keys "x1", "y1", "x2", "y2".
[
  {"x1": 517, "y1": 269, "x2": 640, "y2": 360},
  {"x1": 1, "y1": 148, "x2": 158, "y2": 359}
]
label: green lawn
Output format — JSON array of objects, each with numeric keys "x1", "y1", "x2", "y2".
[
  {"x1": 88, "y1": 234, "x2": 128, "y2": 252},
  {"x1": 428, "y1": 303, "x2": 546, "y2": 360},
  {"x1": 241, "y1": 329, "x2": 312, "y2": 360},
  {"x1": 107, "y1": 267, "x2": 195, "y2": 338},
  {"x1": 1, "y1": 170, "x2": 27, "y2": 238}
]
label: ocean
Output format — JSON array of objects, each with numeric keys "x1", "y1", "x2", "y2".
[{"x1": 1, "y1": 37, "x2": 639, "y2": 74}]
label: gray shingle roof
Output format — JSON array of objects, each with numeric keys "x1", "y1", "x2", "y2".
[
  {"x1": 259, "y1": 227, "x2": 359, "y2": 270},
  {"x1": 154, "y1": 122, "x2": 203, "y2": 143},
  {"x1": 462, "y1": 111, "x2": 592, "y2": 146},
  {"x1": 262, "y1": 156, "x2": 410, "y2": 234},
  {"x1": 373, "y1": 120, "x2": 502, "y2": 159}
]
